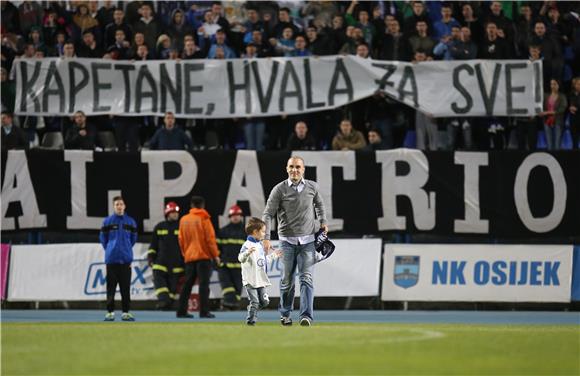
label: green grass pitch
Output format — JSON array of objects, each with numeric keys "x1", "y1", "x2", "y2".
[{"x1": 2, "y1": 322, "x2": 579, "y2": 375}]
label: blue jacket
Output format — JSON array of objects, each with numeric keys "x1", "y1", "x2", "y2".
[{"x1": 99, "y1": 214, "x2": 137, "y2": 264}]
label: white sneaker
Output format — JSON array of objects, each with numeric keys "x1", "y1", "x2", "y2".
[{"x1": 299, "y1": 317, "x2": 312, "y2": 326}]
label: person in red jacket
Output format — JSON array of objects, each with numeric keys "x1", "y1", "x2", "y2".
[{"x1": 176, "y1": 196, "x2": 220, "y2": 318}]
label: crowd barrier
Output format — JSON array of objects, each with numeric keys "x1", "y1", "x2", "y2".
[{"x1": 1, "y1": 241, "x2": 578, "y2": 303}]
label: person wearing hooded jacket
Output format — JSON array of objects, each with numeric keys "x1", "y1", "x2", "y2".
[
  {"x1": 148, "y1": 202, "x2": 185, "y2": 311},
  {"x1": 216, "y1": 204, "x2": 246, "y2": 309},
  {"x1": 176, "y1": 196, "x2": 220, "y2": 318}
]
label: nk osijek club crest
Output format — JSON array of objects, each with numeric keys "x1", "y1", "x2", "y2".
[{"x1": 394, "y1": 256, "x2": 420, "y2": 289}]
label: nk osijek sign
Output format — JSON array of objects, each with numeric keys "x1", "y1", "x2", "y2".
[{"x1": 382, "y1": 244, "x2": 573, "y2": 302}]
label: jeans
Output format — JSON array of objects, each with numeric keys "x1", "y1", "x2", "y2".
[
  {"x1": 243, "y1": 120, "x2": 265, "y2": 151},
  {"x1": 279, "y1": 241, "x2": 316, "y2": 320},
  {"x1": 543, "y1": 123, "x2": 563, "y2": 150},
  {"x1": 245, "y1": 286, "x2": 269, "y2": 323}
]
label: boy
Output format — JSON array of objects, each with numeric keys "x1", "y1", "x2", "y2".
[
  {"x1": 99, "y1": 196, "x2": 138, "y2": 321},
  {"x1": 238, "y1": 217, "x2": 281, "y2": 326}
]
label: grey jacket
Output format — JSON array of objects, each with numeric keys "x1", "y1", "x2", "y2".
[{"x1": 262, "y1": 179, "x2": 326, "y2": 240}]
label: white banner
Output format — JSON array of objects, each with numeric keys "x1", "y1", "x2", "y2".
[
  {"x1": 381, "y1": 244, "x2": 573, "y2": 302},
  {"x1": 13, "y1": 57, "x2": 542, "y2": 118},
  {"x1": 7, "y1": 239, "x2": 381, "y2": 301}
]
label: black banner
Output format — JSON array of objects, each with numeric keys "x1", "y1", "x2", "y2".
[{"x1": 1, "y1": 150, "x2": 579, "y2": 238}]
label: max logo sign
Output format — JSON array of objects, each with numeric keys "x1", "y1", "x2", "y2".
[{"x1": 84, "y1": 258, "x2": 153, "y2": 295}]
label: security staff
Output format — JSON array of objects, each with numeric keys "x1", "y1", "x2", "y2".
[
  {"x1": 216, "y1": 205, "x2": 246, "y2": 309},
  {"x1": 148, "y1": 202, "x2": 185, "y2": 310}
]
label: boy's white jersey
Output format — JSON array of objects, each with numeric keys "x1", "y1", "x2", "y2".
[{"x1": 238, "y1": 239, "x2": 279, "y2": 288}]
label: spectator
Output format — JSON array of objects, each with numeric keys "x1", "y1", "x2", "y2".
[
  {"x1": 107, "y1": 29, "x2": 131, "y2": 60},
  {"x1": 1, "y1": 111, "x2": 28, "y2": 150},
  {"x1": 539, "y1": 79, "x2": 568, "y2": 150},
  {"x1": 241, "y1": 7, "x2": 265, "y2": 44},
  {"x1": 306, "y1": 26, "x2": 332, "y2": 56},
  {"x1": 292, "y1": 35, "x2": 311, "y2": 57},
  {"x1": 18, "y1": 1, "x2": 43, "y2": 37},
  {"x1": 273, "y1": 7, "x2": 301, "y2": 38},
  {"x1": 339, "y1": 26, "x2": 364, "y2": 55},
  {"x1": 96, "y1": 1, "x2": 116, "y2": 35},
  {"x1": 129, "y1": 32, "x2": 149, "y2": 59},
  {"x1": 569, "y1": 77, "x2": 580, "y2": 149},
  {"x1": 77, "y1": 30, "x2": 104, "y2": 58},
  {"x1": 286, "y1": 121, "x2": 317, "y2": 151},
  {"x1": 329, "y1": 15, "x2": 347, "y2": 53},
  {"x1": 181, "y1": 38, "x2": 206, "y2": 59},
  {"x1": 176, "y1": 196, "x2": 220, "y2": 319},
  {"x1": 62, "y1": 41, "x2": 76, "y2": 58},
  {"x1": 356, "y1": 42, "x2": 370, "y2": 59},
  {"x1": 149, "y1": 112, "x2": 193, "y2": 150},
  {"x1": 271, "y1": 27, "x2": 295, "y2": 57},
  {"x1": 207, "y1": 29, "x2": 236, "y2": 59},
  {"x1": 250, "y1": 30, "x2": 274, "y2": 57},
  {"x1": 155, "y1": 34, "x2": 173, "y2": 59},
  {"x1": 242, "y1": 42, "x2": 258, "y2": 58},
  {"x1": 376, "y1": 19, "x2": 412, "y2": 61},
  {"x1": 1, "y1": 67, "x2": 15, "y2": 113},
  {"x1": 529, "y1": 20, "x2": 563, "y2": 86},
  {"x1": 104, "y1": 8, "x2": 133, "y2": 48},
  {"x1": 100, "y1": 196, "x2": 137, "y2": 322},
  {"x1": 1, "y1": 1, "x2": 20, "y2": 34},
  {"x1": 409, "y1": 21, "x2": 435, "y2": 56},
  {"x1": 216, "y1": 204, "x2": 246, "y2": 310},
  {"x1": 363, "y1": 128, "x2": 387, "y2": 151},
  {"x1": 515, "y1": 3, "x2": 534, "y2": 58},
  {"x1": 345, "y1": 1, "x2": 376, "y2": 48},
  {"x1": 65, "y1": 111, "x2": 96, "y2": 150},
  {"x1": 331, "y1": 119, "x2": 366, "y2": 151},
  {"x1": 450, "y1": 26, "x2": 478, "y2": 60},
  {"x1": 132, "y1": 3, "x2": 161, "y2": 54},
  {"x1": 433, "y1": 3, "x2": 461, "y2": 40},
  {"x1": 479, "y1": 22, "x2": 511, "y2": 59},
  {"x1": 72, "y1": 3, "x2": 99, "y2": 40},
  {"x1": 166, "y1": 9, "x2": 193, "y2": 53},
  {"x1": 433, "y1": 25, "x2": 461, "y2": 60},
  {"x1": 404, "y1": 1, "x2": 432, "y2": 37},
  {"x1": 485, "y1": 1, "x2": 515, "y2": 48},
  {"x1": 198, "y1": 9, "x2": 222, "y2": 40},
  {"x1": 460, "y1": 3, "x2": 484, "y2": 45}
]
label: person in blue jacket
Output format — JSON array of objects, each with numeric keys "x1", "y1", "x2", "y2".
[{"x1": 100, "y1": 196, "x2": 138, "y2": 321}]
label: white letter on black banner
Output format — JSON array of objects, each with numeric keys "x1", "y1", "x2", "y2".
[
  {"x1": 376, "y1": 150, "x2": 435, "y2": 230},
  {"x1": 142, "y1": 151, "x2": 197, "y2": 232},
  {"x1": 219, "y1": 150, "x2": 266, "y2": 228},
  {"x1": 514, "y1": 153, "x2": 566, "y2": 233},
  {"x1": 65, "y1": 151, "x2": 103, "y2": 229},
  {"x1": 1, "y1": 151, "x2": 47, "y2": 230},
  {"x1": 454, "y1": 152, "x2": 489, "y2": 233}
]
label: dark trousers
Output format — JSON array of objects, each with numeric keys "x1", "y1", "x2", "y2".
[
  {"x1": 177, "y1": 260, "x2": 212, "y2": 315},
  {"x1": 106, "y1": 263, "x2": 131, "y2": 313},
  {"x1": 218, "y1": 266, "x2": 242, "y2": 307},
  {"x1": 153, "y1": 269, "x2": 181, "y2": 309}
]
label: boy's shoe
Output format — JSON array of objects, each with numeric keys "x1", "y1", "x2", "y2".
[
  {"x1": 280, "y1": 316, "x2": 292, "y2": 326},
  {"x1": 121, "y1": 312, "x2": 135, "y2": 321},
  {"x1": 246, "y1": 320, "x2": 256, "y2": 326},
  {"x1": 104, "y1": 312, "x2": 115, "y2": 321},
  {"x1": 299, "y1": 317, "x2": 312, "y2": 326}
]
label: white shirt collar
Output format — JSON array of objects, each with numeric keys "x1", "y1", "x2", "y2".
[{"x1": 287, "y1": 178, "x2": 304, "y2": 187}]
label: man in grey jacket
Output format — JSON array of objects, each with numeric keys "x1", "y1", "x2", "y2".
[{"x1": 262, "y1": 156, "x2": 328, "y2": 326}]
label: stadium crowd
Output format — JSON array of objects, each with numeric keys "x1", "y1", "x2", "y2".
[{"x1": 1, "y1": 0, "x2": 580, "y2": 151}]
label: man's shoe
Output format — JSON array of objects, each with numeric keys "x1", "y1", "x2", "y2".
[
  {"x1": 246, "y1": 320, "x2": 256, "y2": 326},
  {"x1": 104, "y1": 312, "x2": 115, "y2": 321},
  {"x1": 121, "y1": 312, "x2": 135, "y2": 321},
  {"x1": 280, "y1": 316, "x2": 292, "y2": 326},
  {"x1": 200, "y1": 312, "x2": 216, "y2": 318},
  {"x1": 299, "y1": 317, "x2": 312, "y2": 326},
  {"x1": 176, "y1": 312, "x2": 194, "y2": 318}
]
